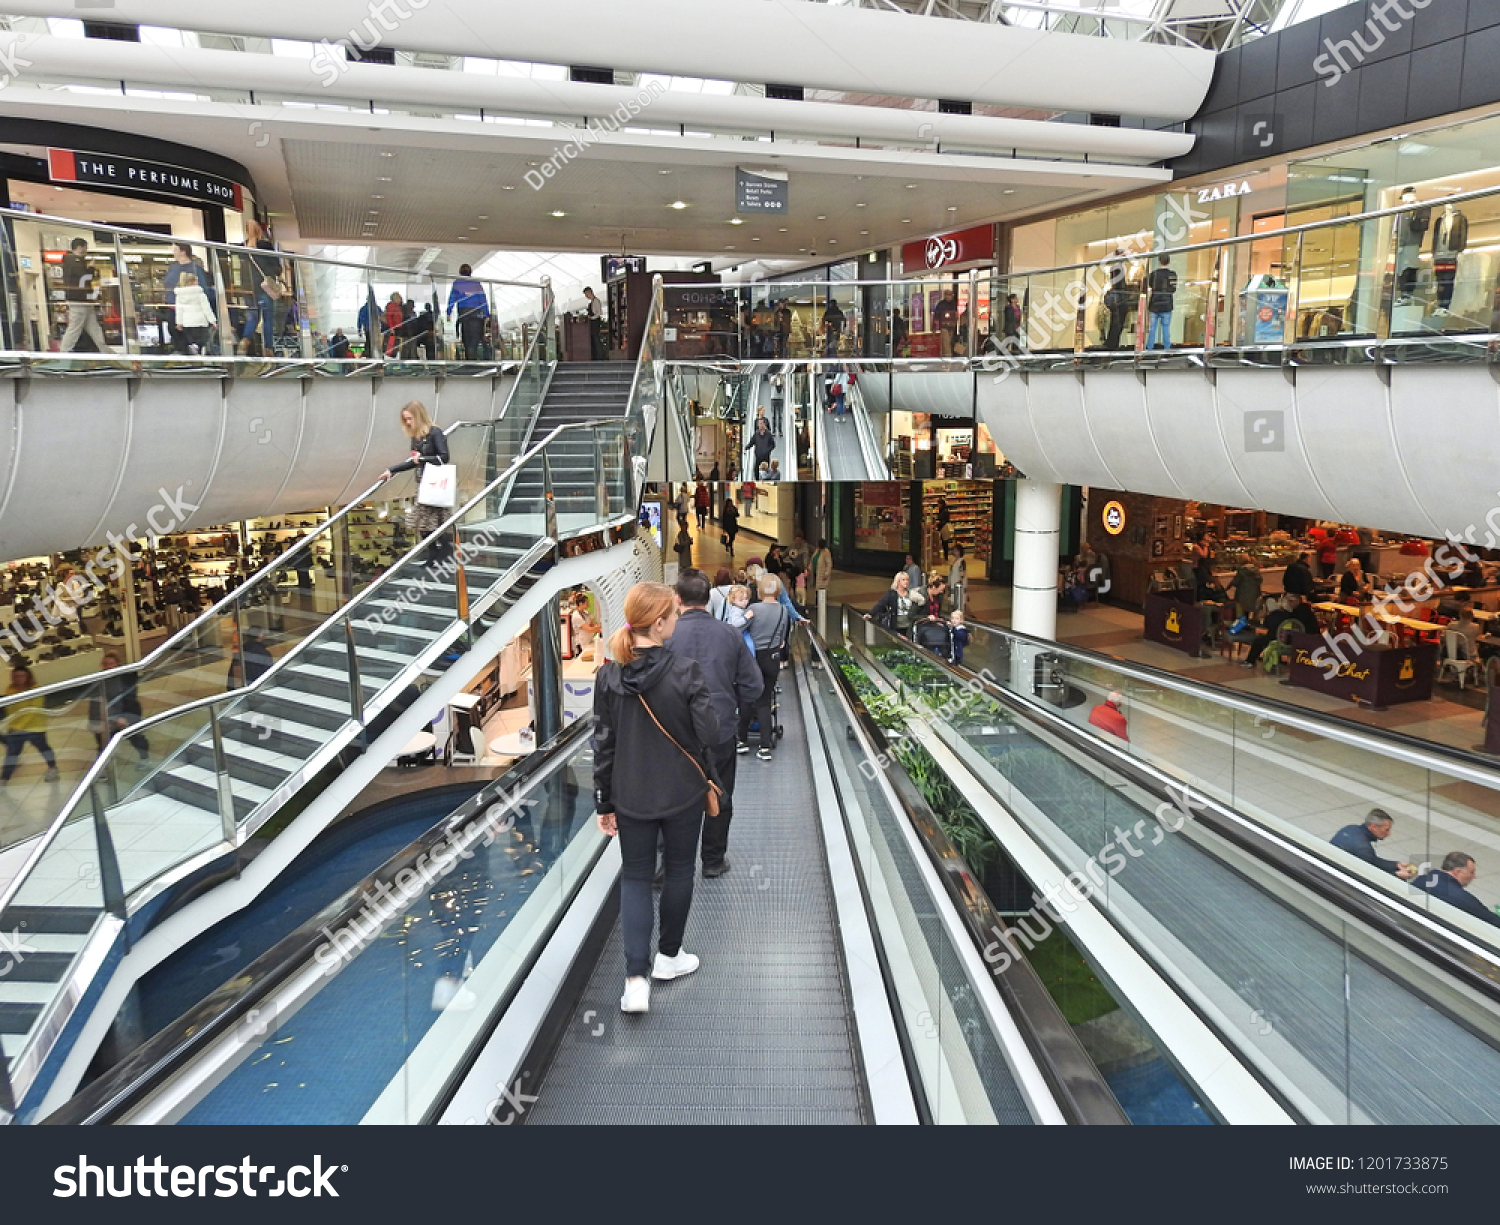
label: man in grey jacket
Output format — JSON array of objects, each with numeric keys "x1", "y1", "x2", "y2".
[{"x1": 667, "y1": 569, "x2": 765, "y2": 877}]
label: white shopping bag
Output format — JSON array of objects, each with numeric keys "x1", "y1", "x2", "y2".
[{"x1": 416, "y1": 463, "x2": 457, "y2": 507}]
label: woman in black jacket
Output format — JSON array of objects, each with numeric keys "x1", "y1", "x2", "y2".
[
  {"x1": 380, "y1": 401, "x2": 452, "y2": 566},
  {"x1": 720, "y1": 496, "x2": 740, "y2": 559},
  {"x1": 593, "y1": 581, "x2": 720, "y2": 1014},
  {"x1": 866, "y1": 570, "x2": 919, "y2": 636}
]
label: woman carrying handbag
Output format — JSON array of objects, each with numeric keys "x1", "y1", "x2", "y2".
[
  {"x1": 379, "y1": 401, "x2": 453, "y2": 567},
  {"x1": 593, "y1": 582, "x2": 722, "y2": 1015}
]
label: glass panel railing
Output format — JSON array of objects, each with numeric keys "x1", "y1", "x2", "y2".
[
  {"x1": 952, "y1": 616, "x2": 1500, "y2": 954},
  {"x1": 849, "y1": 612, "x2": 1500, "y2": 1123},
  {"x1": 802, "y1": 634, "x2": 1044, "y2": 1124},
  {"x1": 0, "y1": 207, "x2": 546, "y2": 369},
  {"x1": 168, "y1": 735, "x2": 601, "y2": 1126}
]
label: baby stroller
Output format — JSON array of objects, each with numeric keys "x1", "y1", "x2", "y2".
[{"x1": 913, "y1": 618, "x2": 955, "y2": 663}]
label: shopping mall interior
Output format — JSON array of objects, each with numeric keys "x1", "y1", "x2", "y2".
[{"x1": 3, "y1": 0, "x2": 1500, "y2": 1159}]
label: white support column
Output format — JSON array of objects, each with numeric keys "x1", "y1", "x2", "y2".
[{"x1": 1011, "y1": 479, "x2": 1062, "y2": 641}]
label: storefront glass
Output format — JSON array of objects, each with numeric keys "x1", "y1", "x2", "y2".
[{"x1": 853, "y1": 483, "x2": 908, "y2": 554}]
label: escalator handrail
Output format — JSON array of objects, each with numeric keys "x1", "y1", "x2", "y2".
[
  {"x1": 849, "y1": 607, "x2": 1500, "y2": 1010},
  {"x1": 806, "y1": 628, "x2": 1128, "y2": 1124},
  {"x1": 963, "y1": 617, "x2": 1500, "y2": 793},
  {"x1": 40, "y1": 719, "x2": 596, "y2": 1126},
  {"x1": 0, "y1": 416, "x2": 629, "y2": 921}
]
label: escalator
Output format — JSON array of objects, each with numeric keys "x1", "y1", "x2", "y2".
[
  {"x1": 842, "y1": 607, "x2": 1500, "y2": 1124},
  {"x1": 0, "y1": 295, "x2": 650, "y2": 1121},
  {"x1": 42, "y1": 636, "x2": 1166, "y2": 1127},
  {"x1": 810, "y1": 369, "x2": 889, "y2": 481}
]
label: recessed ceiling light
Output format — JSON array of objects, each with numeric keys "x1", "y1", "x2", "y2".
[
  {"x1": 380, "y1": 151, "x2": 394, "y2": 158},
  {"x1": 1003, "y1": 189, "x2": 1015, "y2": 194},
  {"x1": 502, "y1": 185, "x2": 515, "y2": 191},
  {"x1": 752, "y1": 237, "x2": 761, "y2": 241},
  {"x1": 947, "y1": 206, "x2": 958, "y2": 211},
  {"x1": 905, "y1": 183, "x2": 916, "y2": 189},
  {"x1": 778, "y1": 227, "x2": 788, "y2": 232},
  {"x1": 860, "y1": 230, "x2": 869, "y2": 235},
  {"x1": 659, "y1": 169, "x2": 673, "y2": 174},
  {"x1": 468, "y1": 225, "x2": 478, "y2": 230},
  {"x1": 856, "y1": 202, "x2": 866, "y2": 208},
  {"x1": 901, "y1": 219, "x2": 912, "y2": 224},
  {"x1": 377, "y1": 176, "x2": 392, "y2": 182},
  {"x1": 551, "y1": 210, "x2": 566, "y2": 217},
  {"x1": 725, "y1": 245, "x2": 736, "y2": 250},
  {"x1": 371, "y1": 194, "x2": 384, "y2": 200},
  {"x1": 828, "y1": 239, "x2": 837, "y2": 244},
  {"x1": 729, "y1": 218, "x2": 744, "y2": 225},
  {"x1": 368, "y1": 209, "x2": 379, "y2": 214},
  {"x1": 477, "y1": 215, "x2": 488, "y2": 220},
  {"x1": 670, "y1": 200, "x2": 688, "y2": 210},
  {"x1": 816, "y1": 215, "x2": 826, "y2": 220}
]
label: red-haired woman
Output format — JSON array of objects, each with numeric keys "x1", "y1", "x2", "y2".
[{"x1": 592, "y1": 582, "x2": 721, "y2": 1014}]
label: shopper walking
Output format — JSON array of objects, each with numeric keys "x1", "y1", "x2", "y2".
[
  {"x1": 583, "y1": 286, "x2": 607, "y2": 360},
  {"x1": 741, "y1": 576, "x2": 790, "y2": 762},
  {"x1": 667, "y1": 570, "x2": 764, "y2": 877},
  {"x1": 164, "y1": 242, "x2": 216, "y2": 354},
  {"x1": 58, "y1": 238, "x2": 114, "y2": 354},
  {"x1": 948, "y1": 543, "x2": 968, "y2": 614},
  {"x1": 446, "y1": 264, "x2": 491, "y2": 360},
  {"x1": 237, "y1": 219, "x2": 284, "y2": 356},
  {"x1": 171, "y1": 273, "x2": 217, "y2": 356},
  {"x1": 89, "y1": 651, "x2": 150, "y2": 768},
  {"x1": 380, "y1": 401, "x2": 452, "y2": 566},
  {"x1": 673, "y1": 521, "x2": 694, "y2": 572},
  {"x1": 720, "y1": 496, "x2": 740, "y2": 559},
  {"x1": 694, "y1": 480, "x2": 711, "y2": 531},
  {"x1": 1, "y1": 666, "x2": 59, "y2": 783},
  {"x1": 593, "y1": 582, "x2": 722, "y2": 1013}
]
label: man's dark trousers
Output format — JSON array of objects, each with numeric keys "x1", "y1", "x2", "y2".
[{"x1": 701, "y1": 737, "x2": 738, "y2": 871}]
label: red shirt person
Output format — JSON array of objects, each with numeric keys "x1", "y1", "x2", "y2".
[{"x1": 1087, "y1": 691, "x2": 1129, "y2": 741}]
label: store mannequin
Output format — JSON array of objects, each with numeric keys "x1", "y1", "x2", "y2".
[
  {"x1": 1431, "y1": 200, "x2": 1468, "y2": 312},
  {"x1": 1394, "y1": 187, "x2": 1430, "y2": 302}
]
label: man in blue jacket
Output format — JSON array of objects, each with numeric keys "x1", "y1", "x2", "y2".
[
  {"x1": 1411, "y1": 852, "x2": 1500, "y2": 928},
  {"x1": 1330, "y1": 808, "x2": 1416, "y2": 879},
  {"x1": 666, "y1": 569, "x2": 764, "y2": 877},
  {"x1": 446, "y1": 264, "x2": 491, "y2": 360}
]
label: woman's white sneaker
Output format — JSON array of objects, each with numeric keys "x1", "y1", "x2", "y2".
[
  {"x1": 620, "y1": 976, "x2": 650, "y2": 1013},
  {"x1": 651, "y1": 951, "x2": 700, "y2": 980}
]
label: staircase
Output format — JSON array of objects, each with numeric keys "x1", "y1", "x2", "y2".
[{"x1": 506, "y1": 362, "x2": 635, "y2": 516}]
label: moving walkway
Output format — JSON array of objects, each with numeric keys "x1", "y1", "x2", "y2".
[{"x1": 842, "y1": 607, "x2": 1500, "y2": 1124}]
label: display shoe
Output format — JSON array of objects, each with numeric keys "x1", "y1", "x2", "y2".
[
  {"x1": 651, "y1": 950, "x2": 700, "y2": 981},
  {"x1": 620, "y1": 976, "x2": 650, "y2": 1013}
]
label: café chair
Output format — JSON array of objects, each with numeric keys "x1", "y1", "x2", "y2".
[{"x1": 1439, "y1": 630, "x2": 1477, "y2": 690}]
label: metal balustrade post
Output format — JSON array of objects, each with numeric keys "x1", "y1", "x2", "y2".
[
  {"x1": 209, "y1": 706, "x2": 238, "y2": 845},
  {"x1": 89, "y1": 781, "x2": 128, "y2": 930},
  {"x1": 1283, "y1": 231, "x2": 1306, "y2": 363},
  {"x1": 113, "y1": 235, "x2": 138, "y2": 357},
  {"x1": 345, "y1": 615, "x2": 366, "y2": 741}
]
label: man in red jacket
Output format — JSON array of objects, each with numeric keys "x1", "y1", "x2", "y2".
[{"x1": 1087, "y1": 691, "x2": 1129, "y2": 741}]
